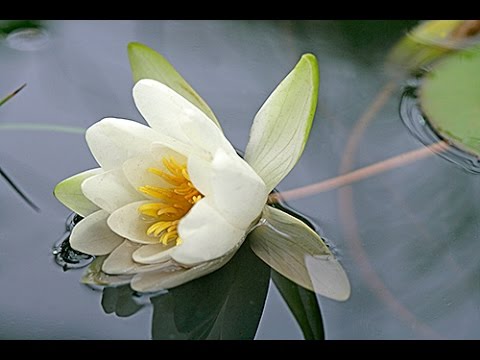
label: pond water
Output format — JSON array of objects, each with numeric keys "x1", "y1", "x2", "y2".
[{"x1": 1, "y1": 20, "x2": 479, "y2": 339}]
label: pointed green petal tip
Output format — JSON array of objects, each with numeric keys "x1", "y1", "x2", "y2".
[
  {"x1": 244, "y1": 53, "x2": 319, "y2": 192},
  {"x1": 127, "y1": 42, "x2": 221, "y2": 129},
  {"x1": 53, "y1": 169, "x2": 102, "y2": 217}
]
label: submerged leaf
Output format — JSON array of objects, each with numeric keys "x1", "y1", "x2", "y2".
[
  {"x1": 272, "y1": 271, "x2": 324, "y2": 340},
  {"x1": 244, "y1": 53, "x2": 319, "y2": 192},
  {"x1": 127, "y1": 42, "x2": 221, "y2": 128},
  {"x1": 249, "y1": 205, "x2": 350, "y2": 301},
  {"x1": 150, "y1": 244, "x2": 270, "y2": 340},
  {"x1": 420, "y1": 44, "x2": 480, "y2": 156}
]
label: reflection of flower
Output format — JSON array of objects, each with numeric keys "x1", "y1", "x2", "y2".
[{"x1": 57, "y1": 79, "x2": 268, "y2": 291}]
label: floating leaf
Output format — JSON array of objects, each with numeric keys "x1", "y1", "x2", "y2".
[
  {"x1": 249, "y1": 205, "x2": 350, "y2": 301},
  {"x1": 150, "y1": 244, "x2": 270, "y2": 340},
  {"x1": 128, "y1": 42, "x2": 221, "y2": 128},
  {"x1": 54, "y1": 168, "x2": 102, "y2": 217},
  {"x1": 272, "y1": 271, "x2": 324, "y2": 340},
  {"x1": 386, "y1": 20, "x2": 480, "y2": 75},
  {"x1": 0, "y1": 20, "x2": 43, "y2": 35},
  {"x1": 244, "y1": 53, "x2": 319, "y2": 192},
  {"x1": 420, "y1": 44, "x2": 480, "y2": 156}
]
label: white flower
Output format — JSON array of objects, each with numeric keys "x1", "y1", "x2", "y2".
[
  {"x1": 60, "y1": 79, "x2": 268, "y2": 291},
  {"x1": 54, "y1": 51, "x2": 332, "y2": 296}
]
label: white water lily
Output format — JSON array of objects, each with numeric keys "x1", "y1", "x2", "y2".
[
  {"x1": 56, "y1": 79, "x2": 268, "y2": 291},
  {"x1": 55, "y1": 47, "x2": 333, "y2": 296}
]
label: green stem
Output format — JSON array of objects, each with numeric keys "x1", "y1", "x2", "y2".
[
  {"x1": 0, "y1": 84, "x2": 27, "y2": 107},
  {"x1": 0, "y1": 123, "x2": 85, "y2": 134}
]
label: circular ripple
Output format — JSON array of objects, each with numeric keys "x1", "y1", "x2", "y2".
[
  {"x1": 400, "y1": 79, "x2": 480, "y2": 174},
  {"x1": 5, "y1": 27, "x2": 50, "y2": 51}
]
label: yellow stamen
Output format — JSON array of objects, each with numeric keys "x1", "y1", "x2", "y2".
[{"x1": 138, "y1": 156, "x2": 202, "y2": 246}]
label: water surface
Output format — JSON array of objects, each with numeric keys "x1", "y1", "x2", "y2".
[{"x1": 1, "y1": 20, "x2": 478, "y2": 339}]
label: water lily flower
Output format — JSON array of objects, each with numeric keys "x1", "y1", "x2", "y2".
[
  {"x1": 61, "y1": 78, "x2": 268, "y2": 287},
  {"x1": 55, "y1": 44, "x2": 349, "y2": 300}
]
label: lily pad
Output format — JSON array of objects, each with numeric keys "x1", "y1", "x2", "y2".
[
  {"x1": 420, "y1": 45, "x2": 480, "y2": 157},
  {"x1": 386, "y1": 20, "x2": 465, "y2": 75}
]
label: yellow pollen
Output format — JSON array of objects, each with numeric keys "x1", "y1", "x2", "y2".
[{"x1": 138, "y1": 156, "x2": 202, "y2": 246}]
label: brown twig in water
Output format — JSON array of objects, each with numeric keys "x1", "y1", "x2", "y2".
[
  {"x1": 336, "y1": 81, "x2": 444, "y2": 339},
  {"x1": 269, "y1": 141, "x2": 448, "y2": 202}
]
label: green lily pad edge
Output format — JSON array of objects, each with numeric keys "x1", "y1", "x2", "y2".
[{"x1": 420, "y1": 44, "x2": 480, "y2": 157}]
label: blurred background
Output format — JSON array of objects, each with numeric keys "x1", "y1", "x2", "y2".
[{"x1": 1, "y1": 20, "x2": 479, "y2": 339}]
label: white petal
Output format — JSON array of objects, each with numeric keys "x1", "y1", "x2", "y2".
[
  {"x1": 150, "y1": 138, "x2": 196, "y2": 159},
  {"x1": 85, "y1": 118, "x2": 161, "y2": 170},
  {"x1": 102, "y1": 240, "x2": 140, "y2": 274},
  {"x1": 133, "y1": 79, "x2": 196, "y2": 143},
  {"x1": 131, "y1": 268, "x2": 188, "y2": 292},
  {"x1": 132, "y1": 244, "x2": 175, "y2": 264},
  {"x1": 81, "y1": 256, "x2": 133, "y2": 286},
  {"x1": 69, "y1": 210, "x2": 124, "y2": 256},
  {"x1": 122, "y1": 147, "x2": 187, "y2": 194},
  {"x1": 133, "y1": 79, "x2": 235, "y2": 156},
  {"x1": 177, "y1": 112, "x2": 237, "y2": 157},
  {"x1": 107, "y1": 201, "x2": 161, "y2": 244},
  {"x1": 130, "y1": 250, "x2": 236, "y2": 292},
  {"x1": 173, "y1": 198, "x2": 245, "y2": 265},
  {"x1": 210, "y1": 148, "x2": 268, "y2": 229},
  {"x1": 81, "y1": 169, "x2": 144, "y2": 214},
  {"x1": 187, "y1": 154, "x2": 213, "y2": 196},
  {"x1": 102, "y1": 240, "x2": 179, "y2": 275}
]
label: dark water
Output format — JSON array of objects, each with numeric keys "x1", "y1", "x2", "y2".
[{"x1": 2, "y1": 20, "x2": 479, "y2": 339}]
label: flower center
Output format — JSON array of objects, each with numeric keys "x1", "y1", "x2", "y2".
[{"x1": 137, "y1": 157, "x2": 202, "y2": 246}]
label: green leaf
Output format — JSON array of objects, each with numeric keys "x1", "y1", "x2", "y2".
[
  {"x1": 420, "y1": 44, "x2": 480, "y2": 156},
  {"x1": 0, "y1": 83, "x2": 26, "y2": 107},
  {"x1": 54, "y1": 168, "x2": 102, "y2": 217},
  {"x1": 272, "y1": 270, "x2": 324, "y2": 340},
  {"x1": 244, "y1": 53, "x2": 319, "y2": 192},
  {"x1": 249, "y1": 205, "x2": 350, "y2": 301},
  {"x1": 386, "y1": 20, "x2": 465, "y2": 75},
  {"x1": 150, "y1": 243, "x2": 270, "y2": 340},
  {"x1": 0, "y1": 20, "x2": 43, "y2": 35},
  {"x1": 127, "y1": 42, "x2": 221, "y2": 129}
]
